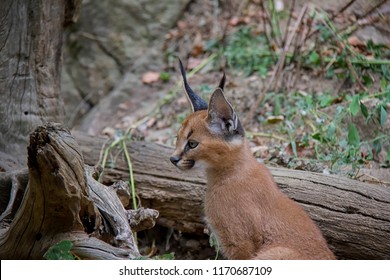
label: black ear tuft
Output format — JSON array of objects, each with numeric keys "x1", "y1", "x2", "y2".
[
  {"x1": 178, "y1": 58, "x2": 208, "y2": 112},
  {"x1": 218, "y1": 72, "x2": 226, "y2": 90}
]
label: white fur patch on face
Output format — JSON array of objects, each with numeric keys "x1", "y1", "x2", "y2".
[
  {"x1": 195, "y1": 159, "x2": 208, "y2": 171},
  {"x1": 229, "y1": 137, "x2": 243, "y2": 146}
]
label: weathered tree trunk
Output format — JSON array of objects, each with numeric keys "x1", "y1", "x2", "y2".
[
  {"x1": 72, "y1": 131, "x2": 390, "y2": 260},
  {"x1": 0, "y1": 124, "x2": 158, "y2": 259},
  {"x1": 0, "y1": 0, "x2": 80, "y2": 168}
]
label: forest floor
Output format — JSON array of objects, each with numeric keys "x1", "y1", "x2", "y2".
[{"x1": 91, "y1": 0, "x2": 390, "y2": 259}]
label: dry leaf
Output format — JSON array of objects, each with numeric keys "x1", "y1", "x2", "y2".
[
  {"x1": 142, "y1": 71, "x2": 160, "y2": 84},
  {"x1": 228, "y1": 16, "x2": 249, "y2": 26},
  {"x1": 191, "y1": 44, "x2": 204, "y2": 57},
  {"x1": 229, "y1": 16, "x2": 240, "y2": 26},
  {"x1": 267, "y1": 115, "x2": 284, "y2": 124},
  {"x1": 251, "y1": 145, "x2": 269, "y2": 158},
  {"x1": 348, "y1": 36, "x2": 365, "y2": 48},
  {"x1": 177, "y1": 20, "x2": 187, "y2": 30}
]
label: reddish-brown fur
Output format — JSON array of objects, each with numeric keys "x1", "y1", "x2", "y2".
[{"x1": 171, "y1": 66, "x2": 335, "y2": 260}]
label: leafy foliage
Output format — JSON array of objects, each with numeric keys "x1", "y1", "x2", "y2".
[
  {"x1": 221, "y1": 4, "x2": 390, "y2": 173},
  {"x1": 44, "y1": 240, "x2": 77, "y2": 260},
  {"x1": 224, "y1": 27, "x2": 276, "y2": 77}
]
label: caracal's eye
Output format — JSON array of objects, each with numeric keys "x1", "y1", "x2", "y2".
[{"x1": 187, "y1": 140, "x2": 199, "y2": 149}]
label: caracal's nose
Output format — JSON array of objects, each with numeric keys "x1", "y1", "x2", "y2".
[{"x1": 170, "y1": 155, "x2": 180, "y2": 166}]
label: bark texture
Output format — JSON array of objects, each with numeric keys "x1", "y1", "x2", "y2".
[
  {"x1": 0, "y1": 124, "x2": 152, "y2": 259},
  {"x1": 0, "y1": 0, "x2": 80, "y2": 168}
]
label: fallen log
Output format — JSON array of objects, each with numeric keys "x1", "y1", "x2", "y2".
[
  {"x1": 0, "y1": 124, "x2": 157, "y2": 259},
  {"x1": 73, "y1": 131, "x2": 390, "y2": 260}
]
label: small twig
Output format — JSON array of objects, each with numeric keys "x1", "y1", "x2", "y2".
[
  {"x1": 268, "y1": 0, "x2": 283, "y2": 47},
  {"x1": 260, "y1": 0, "x2": 279, "y2": 47},
  {"x1": 260, "y1": 1, "x2": 272, "y2": 48},
  {"x1": 291, "y1": 15, "x2": 311, "y2": 88},
  {"x1": 272, "y1": 4, "x2": 308, "y2": 89},
  {"x1": 357, "y1": 0, "x2": 387, "y2": 19},
  {"x1": 306, "y1": 0, "x2": 357, "y2": 40},
  {"x1": 282, "y1": 0, "x2": 296, "y2": 47},
  {"x1": 345, "y1": 57, "x2": 367, "y2": 91},
  {"x1": 317, "y1": 9, "x2": 368, "y2": 91},
  {"x1": 330, "y1": 0, "x2": 356, "y2": 20},
  {"x1": 358, "y1": 173, "x2": 390, "y2": 187},
  {"x1": 338, "y1": 3, "x2": 390, "y2": 37},
  {"x1": 334, "y1": 76, "x2": 349, "y2": 96},
  {"x1": 245, "y1": 4, "x2": 308, "y2": 125}
]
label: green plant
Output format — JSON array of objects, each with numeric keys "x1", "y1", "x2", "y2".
[
  {"x1": 99, "y1": 130, "x2": 138, "y2": 242},
  {"x1": 160, "y1": 71, "x2": 171, "y2": 83},
  {"x1": 209, "y1": 232, "x2": 221, "y2": 260},
  {"x1": 224, "y1": 26, "x2": 276, "y2": 76},
  {"x1": 220, "y1": 2, "x2": 390, "y2": 173},
  {"x1": 44, "y1": 240, "x2": 77, "y2": 260}
]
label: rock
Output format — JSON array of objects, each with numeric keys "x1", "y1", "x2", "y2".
[{"x1": 62, "y1": 0, "x2": 191, "y2": 128}]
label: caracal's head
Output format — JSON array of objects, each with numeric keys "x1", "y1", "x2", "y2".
[{"x1": 170, "y1": 59, "x2": 245, "y2": 171}]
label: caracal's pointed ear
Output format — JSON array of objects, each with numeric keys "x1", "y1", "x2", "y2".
[
  {"x1": 207, "y1": 88, "x2": 245, "y2": 138},
  {"x1": 178, "y1": 58, "x2": 208, "y2": 112}
]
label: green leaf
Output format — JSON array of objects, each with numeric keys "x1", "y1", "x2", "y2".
[
  {"x1": 318, "y1": 94, "x2": 333, "y2": 108},
  {"x1": 380, "y1": 106, "x2": 387, "y2": 126},
  {"x1": 360, "y1": 101, "x2": 368, "y2": 119},
  {"x1": 153, "y1": 253, "x2": 175, "y2": 260},
  {"x1": 311, "y1": 132, "x2": 321, "y2": 142},
  {"x1": 308, "y1": 51, "x2": 321, "y2": 65},
  {"x1": 362, "y1": 75, "x2": 372, "y2": 87},
  {"x1": 290, "y1": 141, "x2": 298, "y2": 157},
  {"x1": 349, "y1": 95, "x2": 360, "y2": 116},
  {"x1": 347, "y1": 123, "x2": 360, "y2": 146},
  {"x1": 387, "y1": 145, "x2": 390, "y2": 162},
  {"x1": 373, "y1": 139, "x2": 382, "y2": 154},
  {"x1": 382, "y1": 64, "x2": 390, "y2": 80},
  {"x1": 380, "y1": 76, "x2": 388, "y2": 92},
  {"x1": 327, "y1": 122, "x2": 336, "y2": 141},
  {"x1": 159, "y1": 72, "x2": 170, "y2": 83},
  {"x1": 44, "y1": 240, "x2": 76, "y2": 260}
]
